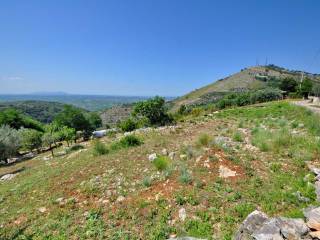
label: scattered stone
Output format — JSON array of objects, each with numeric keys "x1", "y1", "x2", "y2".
[
  {"x1": 0, "y1": 173, "x2": 17, "y2": 181},
  {"x1": 293, "y1": 191, "x2": 310, "y2": 203},
  {"x1": 38, "y1": 207, "x2": 47, "y2": 213},
  {"x1": 148, "y1": 153, "x2": 157, "y2": 162},
  {"x1": 116, "y1": 196, "x2": 125, "y2": 203},
  {"x1": 43, "y1": 156, "x2": 51, "y2": 161},
  {"x1": 179, "y1": 154, "x2": 187, "y2": 160},
  {"x1": 178, "y1": 208, "x2": 186, "y2": 222},
  {"x1": 55, "y1": 197, "x2": 64, "y2": 203},
  {"x1": 169, "y1": 152, "x2": 176, "y2": 160},
  {"x1": 161, "y1": 149, "x2": 168, "y2": 156},
  {"x1": 219, "y1": 165, "x2": 236, "y2": 178}
]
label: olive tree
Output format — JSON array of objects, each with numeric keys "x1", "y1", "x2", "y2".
[
  {"x1": 0, "y1": 125, "x2": 20, "y2": 163},
  {"x1": 19, "y1": 128, "x2": 43, "y2": 153}
]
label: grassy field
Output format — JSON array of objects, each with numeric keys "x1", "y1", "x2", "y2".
[{"x1": 1, "y1": 101, "x2": 320, "y2": 239}]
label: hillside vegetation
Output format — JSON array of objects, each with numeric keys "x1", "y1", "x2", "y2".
[
  {"x1": 172, "y1": 65, "x2": 320, "y2": 110},
  {"x1": 1, "y1": 101, "x2": 320, "y2": 239},
  {"x1": 0, "y1": 101, "x2": 87, "y2": 124}
]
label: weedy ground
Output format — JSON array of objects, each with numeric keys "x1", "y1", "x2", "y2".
[{"x1": 1, "y1": 101, "x2": 320, "y2": 240}]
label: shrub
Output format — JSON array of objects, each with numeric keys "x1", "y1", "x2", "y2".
[
  {"x1": 119, "y1": 135, "x2": 143, "y2": 147},
  {"x1": 153, "y1": 156, "x2": 170, "y2": 171},
  {"x1": 179, "y1": 168, "x2": 193, "y2": 184},
  {"x1": 110, "y1": 135, "x2": 143, "y2": 150},
  {"x1": 0, "y1": 125, "x2": 20, "y2": 163},
  {"x1": 197, "y1": 133, "x2": 212, "y2": 147},
  {"x1": 233, "y1": 131, "x2": 243, "y2": 142},
  {"x1": 142, "y1": 176, "x2": 152, "y2": 187},
  {"x1": 118, "y1": 118, "x2": 138, "y2": 132},
  {"x1": 93, "y1": 140, "x2": 109, "y2": 156},
  {"x1": 66, "y1": 144, "x2": 84, "y2": 153}
]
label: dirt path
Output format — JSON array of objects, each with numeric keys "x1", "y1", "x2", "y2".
[{"x1": 293, "y1": 100, "x2": 320, "y2": 115}]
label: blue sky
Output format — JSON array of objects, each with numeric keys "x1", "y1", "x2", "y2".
[{"x1": 0, "y1": 0, "x2": 320, "y2": 96}]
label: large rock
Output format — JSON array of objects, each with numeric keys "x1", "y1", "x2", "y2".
[
  {"x1": 252, "y1": 218, "x2": 283, "y2": 240},
  {"x1": 235, "y1": 211, "x2": 309, "y2": 240},
  {"x1": 304, "y1": 206, "x2": 320, "y2": 223},
  {"x1": 235, "y1": 210, "x2": 269, "y2": 240},
  {"x1": 276, "y1": 217, "x2": 309, "y2": 239}
]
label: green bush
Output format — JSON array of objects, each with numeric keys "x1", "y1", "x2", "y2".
[
  {"x1": 66, "y1": 144, "x2": 84, "y2": 153},
  {"x1": 111, "y1": 135, "x2": 143, "y2": 150},
  {"x1": 153, "y1": 155, "x2": 170, "y2": 171},
  {"x1": 233, "y1": 131, "x2": 243, "y2": 142},
  {"x1": 197, "y1": 133, "x2": 212, "y2": 147},
  {"x1": 118, "y1": 118, "x2": 138, "y2": 132},
  {"x1": 93, "y1": 140, "x2": 109, "y2": 156}
]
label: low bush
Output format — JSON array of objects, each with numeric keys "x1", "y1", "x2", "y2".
[
  {"x1": 153, "y1": 155, "x2": 170, "y2": 171},
  {"x1": 179, "y1": 168, "x2": 193, "y2": 184},
  {"x1": 66, "y1": 144, "x2": 84, "y2": 153},
  {"x1": 111, "y1": 135, "x2": 143, "y2": 150},
  {"x1": 93, "y1": 140, "x2": 109, "y2": 156},
  {"x1": 233, "y1": 131, "x2": 243, "y2": 142},
  {"x1": 197, "y1": 133, "x2": 212, "y2": 147}
]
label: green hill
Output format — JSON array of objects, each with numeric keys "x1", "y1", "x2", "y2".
[
  {"x1": 0, "y1": 100, "x2": 87, "y2": 123},
  {"x1": 172, "y1": 65, "x2": 320, "y2": 110}
]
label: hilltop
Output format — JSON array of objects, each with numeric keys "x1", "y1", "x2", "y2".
[{"x1": 172, "y1": 65, "x2": 320, "y2": 110}]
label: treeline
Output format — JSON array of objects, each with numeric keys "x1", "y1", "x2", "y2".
[
  {"x1": 0, "y1": 106, "x2": 102, "y2": 164},
  {"x1": 0, "y1": 100, "x2": 75, "y2": 123}
]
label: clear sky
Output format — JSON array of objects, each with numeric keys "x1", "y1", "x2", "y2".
[{"x1": 0, "y1": 0, "x2": 320, "y2": 96}]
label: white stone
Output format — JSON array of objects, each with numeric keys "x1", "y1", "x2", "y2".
[
  {"x1": 179, "y1": 208, "x2": 186, "y2": 221},
  {"x1": 148, "y1": 153, "x2": 157, "y2": 162}
]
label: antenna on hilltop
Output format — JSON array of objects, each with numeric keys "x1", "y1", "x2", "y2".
[{"x1": 265, "y1": 57, "x2": 268, "y2": 66}]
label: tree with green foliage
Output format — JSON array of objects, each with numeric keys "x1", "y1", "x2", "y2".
[
  {"x1": 54, "y1": 105, "x2": 95, "y2": 140},
  {"x1": 88, "y1": 112, "x2": 102, "y2": 129},
  {"x1": 279, "y1": 77, "x2": 298, "y2": 93},
  {"x1": 0, "y1": 108, "x2": 44, "y2": 131},
  {"x1": 0, "y1": 125, "x2": 20, "y2": 163},
  {"x1": 42, "y1": 124, "x2": 60, "y2": 157},
  {"x1": 133, "y1": 96, "x2": 173, "y2": 126},
  {"x1": 19, "y1": 128, "x2": 43, "y2": 153},
  {"x1": 59, "y1": 126, "x2": 76, "y2": 147},
  {"x1": 299, "y1": 78, "x2": 313, "y2": 98}
]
